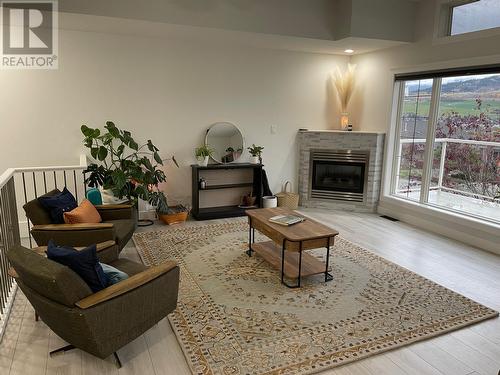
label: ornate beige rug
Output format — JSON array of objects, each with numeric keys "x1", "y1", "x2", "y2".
[{"x1": 133, "y1": 220, "x2": 497, "y2": 375}]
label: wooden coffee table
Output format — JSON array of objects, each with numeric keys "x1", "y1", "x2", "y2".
[{"x1": 246, "y1": 207, "x2": 339, "y2": 288}]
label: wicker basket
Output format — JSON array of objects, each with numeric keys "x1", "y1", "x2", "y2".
[{"x1": 276, "y1": 181, "x2": 299, "y2": 209}]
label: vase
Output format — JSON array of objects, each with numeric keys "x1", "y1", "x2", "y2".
[
  {"x1": 250, "y1": 156, "x2": 259, "y2": 164},
  {"x1": 340, "y1": 112, "x2": 349, "y2": 130},
  {"x1": 197, "y1": 156, "x2": 209, "y2": 167}
]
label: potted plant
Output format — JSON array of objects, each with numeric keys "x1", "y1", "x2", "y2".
[
  {"x1": 247, "y1": 144, "x2": 264, "y2": 164},
  {"x1": 149, "y1": 191, "x2": 190, "y2": 225},
  {"x1": 81, "y1": 121, "x2": 187, "y2": 221},
  {"x1": 195, "y1": 144, "x2": 213, "y2": 167}
]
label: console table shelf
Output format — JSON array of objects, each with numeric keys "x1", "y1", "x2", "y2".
[
  {"x1": 191, "y1": 163, "x2": 263, "y2": 220},
  {"x1": 203, "y1": 182, "x2": 254, "y2": 190}
]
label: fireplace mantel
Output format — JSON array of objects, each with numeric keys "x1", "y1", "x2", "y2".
[{"x1": 298, "y1": 130, "x2": 385, "y2": 212}]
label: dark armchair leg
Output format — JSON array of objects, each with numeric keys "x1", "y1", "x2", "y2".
[
  {"x1": 49, "y1": 344, "x2": 75, "y2": 356},
  {"x1": 114, "y1": 352, "x2": 122, "y2": 368}
]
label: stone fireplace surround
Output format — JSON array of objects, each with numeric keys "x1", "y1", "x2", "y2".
[{"x1": 298, "y1": 130, "x2": 385, "y2": 212}]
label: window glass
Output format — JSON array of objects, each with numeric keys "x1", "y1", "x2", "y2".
[
  {"x1": 451, "y1": 0, "x2": 500, "y2": 35},
  {"x1": 429, "y1": 73, "x2": 500, "y2": 220},
  {"x1": 394, "y1": 79, "x2": 433, "y2": 200},
  {"x1": 392, "y1": 72, "x2": 500, "y2": 224}
]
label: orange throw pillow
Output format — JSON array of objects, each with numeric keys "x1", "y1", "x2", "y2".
[{"x1": 63, "y1": 199, "x2": 102, "y2": 224}]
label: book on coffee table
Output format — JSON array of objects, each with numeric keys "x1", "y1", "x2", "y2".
[{"x1": 268, "y1": 214, "x2": 305, "y2": 226}]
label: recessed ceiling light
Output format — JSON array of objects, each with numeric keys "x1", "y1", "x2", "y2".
[{"x1": 344, "y1": 49, "x2": 354, "y2": 54}]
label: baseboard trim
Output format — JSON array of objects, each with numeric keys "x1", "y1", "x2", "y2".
[{"x1": 378, "y1": 197, "x2": 500, "y2": 256}]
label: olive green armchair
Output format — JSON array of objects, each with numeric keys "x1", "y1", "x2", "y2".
[
  {"x1": 7, "y1": 241, "x2": 179, "y2": 367},
  {"x1": 23, "y1": 189, "x2": 137, "y2": 251}
]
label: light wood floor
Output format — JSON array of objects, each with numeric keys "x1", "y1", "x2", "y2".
[{"x1": 1, "y1": 208, "x2": 499, "y2": 375}]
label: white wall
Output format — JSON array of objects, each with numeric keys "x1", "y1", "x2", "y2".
[
  {"x1": 0, "y1": 13, "x2": 347, "y2": 205},
  {"x1": 350, "y1": 0, "x2": 500, "y2": 133},
  {"x1": 349, "y1": 0, "x2": 500, "y2": 254}
]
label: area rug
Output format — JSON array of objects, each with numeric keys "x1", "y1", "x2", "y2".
[{"x1": 133, "y1": 219, "x2": 497, "y2": 375}]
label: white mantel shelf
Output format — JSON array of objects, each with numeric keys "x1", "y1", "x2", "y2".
[{"x1": 298, "y1": 129, "x2": 386, "y2": 135}]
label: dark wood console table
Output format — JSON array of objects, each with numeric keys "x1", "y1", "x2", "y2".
[{"x1": 191, "y1": 163, "x2": 263, "y2": 220}]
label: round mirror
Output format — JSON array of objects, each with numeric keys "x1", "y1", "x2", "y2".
[{"x1": 205, "y1": 122, "x2": 244, "y2": 164}]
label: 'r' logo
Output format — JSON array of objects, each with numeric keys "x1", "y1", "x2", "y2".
[{"x1": 2, "y1": 2, "x2": 53, "y2": 54}]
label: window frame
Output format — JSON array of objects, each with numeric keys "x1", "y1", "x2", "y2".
[
  {"x1": 434, "y1": 0, "x2": 500, "y2": 42},
  {"x1": 389, "y1": 68, "x2": 499, "y2": 224}
]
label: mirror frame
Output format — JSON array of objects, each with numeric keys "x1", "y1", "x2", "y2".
[{"x1": 205, "y1": 122, "x2": 244, "y2": 164}]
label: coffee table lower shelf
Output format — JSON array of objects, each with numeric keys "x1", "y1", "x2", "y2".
[{"x1": 251, "y1": 241, "x2": 330, "y2": 279}]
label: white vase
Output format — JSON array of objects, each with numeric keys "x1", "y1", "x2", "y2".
[
  {"x1": 250, "y1": 156, "x2": 259, "y2": 164},
  {"x1": 197, "y1": 156, "x2": 209, "y2": 167},
  {"x1": 262, "y1": 196, "x2": 277, "y2": 208}
]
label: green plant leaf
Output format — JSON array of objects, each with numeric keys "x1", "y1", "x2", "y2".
[
  {"x1": 141, "y1": 157, "x2": 154, "y2": 171},
  {"x1": 105, "y1": 121, "x2": 120, "y2": 137},
  {"x1": 153, "y1": 152, "x2": 163, "y2": 165},
  {"x1": 97, "y1": 146, "x2": 108, "y2": 161},
  {"x1": 172, "y1": 156, "x2": 179, "y2": 168},
  {"x1": 129, "y1": 139, "x2": 139, "y2": 151},
  {"x1": 81, "y1": 125, "x2": 93, "y2": 137},
  {"x1": 134, "y1": 184, "x2": 149, "y2": 201},
  {"x1": 116, "y1": 144, "x2": 125, "y2": 156},
  {"x1": 147, "y1": 140, "x2": 155, "y2": 152},
  {"x1": 90, "y1": 147, "x2": 99, "y2": 159},
  {"x1": 111, "y1": 169, "x2": 127, "y2": 190}
]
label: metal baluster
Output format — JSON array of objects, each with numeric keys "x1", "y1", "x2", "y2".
[
  {"x1": 21, "y1": 172, "x2": 32, "y2": 248},
  {"x1": 63, "y1": 170, "x2": 67, "y2": 188},
  {"x1": 32, "y1": 172, "x2": 37, "y2": 197},
  {"x1": 43, "y1": 171, "x2": 47, "y2": 193},
  {"x1": 53, "y1": 170, "x2": 57, "y2": 189},
  {"x1": 0, "y1": 187, "x2": 9, "y2": 309},
  {"x1": 73, "y1": 170, "x2": 78, "y2": 202},
  {"x1": 0, "y1": 191, "x2": 6, "y2": 312}
]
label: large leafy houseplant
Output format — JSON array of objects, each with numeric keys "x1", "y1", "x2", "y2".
[{"x1": 81, "y1": 121, "x2": 178, "y2": 212}]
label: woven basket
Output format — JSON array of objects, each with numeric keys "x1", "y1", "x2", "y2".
[{"x1": 276, "y1": 181, "x2": 299, "y2": 209}]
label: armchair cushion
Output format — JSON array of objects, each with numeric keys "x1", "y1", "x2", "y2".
[
  {"x1": 47, "y1": 241, "x2": 108, "y2": 292},
  {"x1": 38, "y1": 187, "x2": 78, "y2": 223}
]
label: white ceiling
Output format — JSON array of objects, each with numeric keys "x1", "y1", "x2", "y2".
[{"x1": 56, "y1": 0, "x2": 419, "y2": 55}]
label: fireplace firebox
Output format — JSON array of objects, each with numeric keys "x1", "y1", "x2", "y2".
[{"x1": 309, "y1": 150, "x2": 369, "y2": 202}]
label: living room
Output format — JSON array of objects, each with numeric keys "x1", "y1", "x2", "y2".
[{"x1": 0, "y1": 0, "x2": 499, "y2": 374}]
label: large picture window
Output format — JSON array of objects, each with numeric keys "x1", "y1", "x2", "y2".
[{"x1": 392, "y1": 68, "x2": 500, "y2": 223}]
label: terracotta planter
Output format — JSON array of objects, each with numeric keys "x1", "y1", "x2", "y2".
[{"x1": 158, "y1": 206, "x2": 189, "y2": 225}]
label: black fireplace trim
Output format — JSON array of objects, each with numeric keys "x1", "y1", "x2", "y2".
[{"x1": 308, "y1": 149, "x2": 370, "y2": 203}]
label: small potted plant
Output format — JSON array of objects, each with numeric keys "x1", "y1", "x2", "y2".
[
  {"x1": 150, "y1": 191, "x2": 189, "y2": 225},
  {"x1": 195, "y1": 144, "x2": 213, "y2": 167},
  {"x1": 247, "y1": 144, "x2": 264, "y2": 164}
]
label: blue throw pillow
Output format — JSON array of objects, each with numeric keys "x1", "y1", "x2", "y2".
[
  {"x1": 100, "y1": 263, "x2": 129, "y2": 285},
  {"x1": 38, "y1": 187, "x2": 78, "y2": 223},
  {"x1": 47, "y1": 240, "x2": 108, "y2": 293}
]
